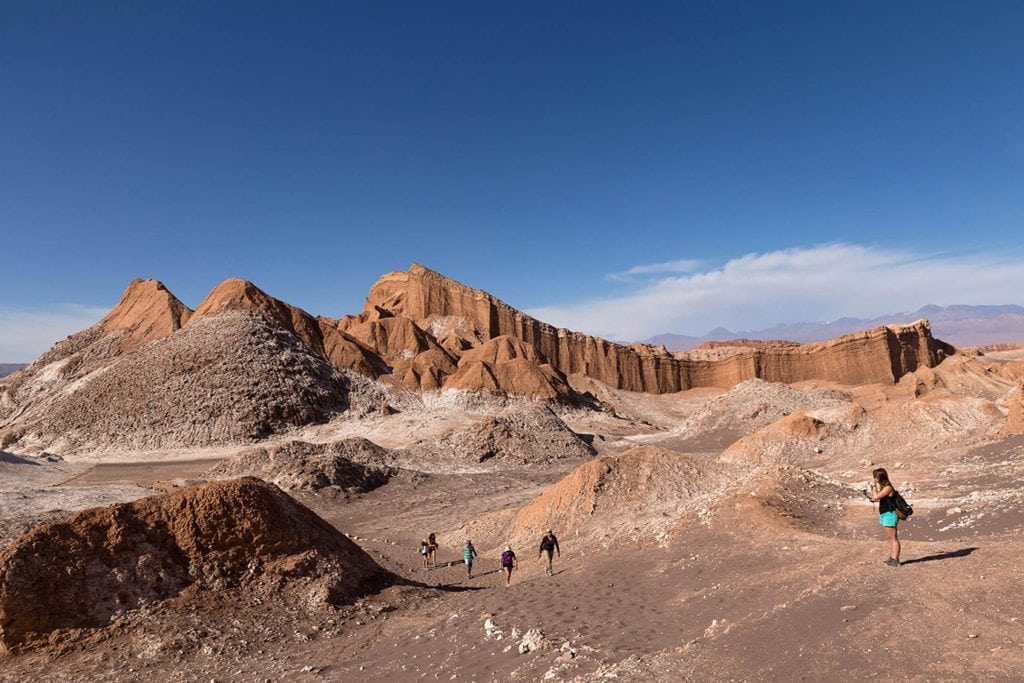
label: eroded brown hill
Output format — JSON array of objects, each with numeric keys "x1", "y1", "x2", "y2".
[
  {"x1": 0, "y1": 312, "x2": 375, "y2": 451},
  {"x1": 193, "y1": 278, "x2": 385, "y2": 378},
  {"x1": 0, "y1": 478, "x2": 396, "y2": 650},
  {"x1": 100, "y1": 279, "x2": 193, "y2": 351},
  {"x1": 507, "y1": 446, "x2": 725, "y2": 545}
]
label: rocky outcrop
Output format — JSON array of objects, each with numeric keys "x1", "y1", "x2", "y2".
[
  {"x1": 193, "y1": 278, "x2": 384, "y2": 378},
  {"x1": 365, "y1": 264, "x2": 954, "y2": 392},
  {"x1": 0, "y1": 478, "x2": 396, "y2": 650},
  {"x1": 409, "y1": 404, "x2": 593, "y2": 466},
  {"x1": 207, "y1": 439, "x2": 396, "y2": 491},
  {"x1": 100, "y1": 279, "x2": 193, "y2": 351},
  {"x1": 340, "y1": 315, "x2": 458, "y2": 390},
  {"x1": 507, "y1": 446, "x2": 722, "y2": 543},
  {"x1": 445, "y1": 336, "x2": 573, "y2": 401}
]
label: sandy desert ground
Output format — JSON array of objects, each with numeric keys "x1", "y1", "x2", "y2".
[
  {"x1": 3, "y1": 347, "x2": 1024, "y2": 682},
  {"x1": 2, "y1": 269, "x2": 1023, "y2": 682}
]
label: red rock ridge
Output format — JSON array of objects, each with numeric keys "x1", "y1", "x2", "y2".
[{"x1": 364, "y1": 264, "x2": 954, "y2": 392}]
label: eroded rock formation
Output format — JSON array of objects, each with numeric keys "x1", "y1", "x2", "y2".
[
  {"x1": 0, "y1": 478, "x2": 396, "y2": 650},
  {"x1": 0, "y1": 264, "x2": 965, "y2": 454},
  {"x1": 363, "y1": 264, "x2": 955, "y2": 392},
  {"x1": 100, "y1": 278, "x2": 193, "y2": 351}
]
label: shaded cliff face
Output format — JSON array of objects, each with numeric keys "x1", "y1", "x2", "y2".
[
  {"x1": 1006, "y1": 383, "x2": 1024, "y2": 435},
  {"x1": 364, "y1": 264, "x2": 954, "y2": 393}
]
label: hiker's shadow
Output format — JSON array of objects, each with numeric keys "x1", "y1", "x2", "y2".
[
  {"x1": 901, "y1": 547, "x2": 978, "y2": 565},
  {"x1": 0, "y1": 451, "x2": 39, "y2": 466},
  {"x1": 473, "y1": 569, "x2": 502, "y2": 578}
]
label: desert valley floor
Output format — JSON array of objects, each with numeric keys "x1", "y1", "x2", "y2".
[
  {"x1": 2, "y1": 270, "x2": 1024, "y2": 682},
  {"x1": 3, "y1": 353, "x2": 1024, "y2": 681}
]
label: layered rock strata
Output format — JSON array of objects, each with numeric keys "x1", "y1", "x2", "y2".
[{"x1": 365, "y1": 264, "x2": 954, "y2": 392}]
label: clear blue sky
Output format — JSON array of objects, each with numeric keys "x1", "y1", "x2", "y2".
[{"x1": 2, "y1": 2, "x2": 1023, "y2": 358}]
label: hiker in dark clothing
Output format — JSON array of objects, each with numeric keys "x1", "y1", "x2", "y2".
[
  {"x1": 501, "y1": 545, "x2": 518, "y2": 586},
  {"x1": 427, "y1": 533, "x2": 439, "y2": 567},
  {"x1": 538, "y1": 529, "x2": 560, "y2": 576}
]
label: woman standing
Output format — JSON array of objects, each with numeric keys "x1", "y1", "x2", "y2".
[{"x1": 867, "y1": 468, "x2": 901, "y2": 567}]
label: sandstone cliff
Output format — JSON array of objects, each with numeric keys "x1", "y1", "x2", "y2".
[{"x1": 365, "y1": 264, "x2": 954, "y2": 392}]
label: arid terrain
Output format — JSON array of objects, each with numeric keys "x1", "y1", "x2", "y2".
[{"x1": 2, "y1": 265, "x2": 1024, "y2": 682}]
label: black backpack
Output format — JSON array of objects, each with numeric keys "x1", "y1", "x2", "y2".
[{"x1": 892, "y1": 490, "x2": 914, "y2": 520}]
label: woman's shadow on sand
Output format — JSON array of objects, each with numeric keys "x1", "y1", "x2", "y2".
[{"x1": 901, "y1": 547, "x2": 978, "y2": 565}]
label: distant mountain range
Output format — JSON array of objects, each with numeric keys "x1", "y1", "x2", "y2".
[
  {"x1": 645, "y1": 304, "x2": 1024, "y2": 351},
  {"x1": 0, "y1": 363, "x2": 27, "y2": 378}
]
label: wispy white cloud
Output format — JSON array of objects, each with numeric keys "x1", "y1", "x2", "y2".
[
  {"x1": 529, "y1": 243, "x2": 1024, "y2": 341},
  {"x1": 0, "y1": 305, "x2": 107, "y2": 363},
  {"x1": 606, "y1": 258, "x2": 703, "y2": 282}
]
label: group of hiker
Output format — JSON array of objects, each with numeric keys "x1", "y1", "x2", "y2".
[
  {"x1": 416, "y1": 468, "x2": 907, "y2": 580},
  {"x1": 418, "y1": 529, "x2": 561, "y2": 586}
]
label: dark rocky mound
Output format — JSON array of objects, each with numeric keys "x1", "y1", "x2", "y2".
[
  {"x1": 207, "y1": 439, "x2": 396, "y2": 491},
  {"x1": 418, "y1": 405, "x2": 595, "y2": 466},
  {"x1": 0, "y1": 478, "x2": 395, "y2": 650}
]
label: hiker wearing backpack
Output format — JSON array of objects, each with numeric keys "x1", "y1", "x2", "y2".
[
  {"x1": 867, "y1": 468, "x2": 902, "y2": 567},
  {"x1": 500, "y1": 545, "x2": 518, "y2": 586},
  {"x1": 538, "y1": 529, "x2": 560, "y2": 577},
  {"x1": 462, "y1": 539, "x2": 478, "y2": 578}
]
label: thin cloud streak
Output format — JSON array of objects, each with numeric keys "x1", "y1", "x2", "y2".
[
  {"x1": 529, "y1": 244, "x2": 1024, "y2": 341},
  {"x1": 0, "y1": 305, "x2": 107, "y2": 362},
  {"x1": 606, "y1": 258, "x2": 703, "y2": 282}
]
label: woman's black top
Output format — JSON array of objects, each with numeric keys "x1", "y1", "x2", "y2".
[{"x1": 878, "y1": 491, "x2": 895, "y2": 513}]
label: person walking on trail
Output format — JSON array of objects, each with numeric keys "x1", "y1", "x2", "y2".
[
  {"x1": 462, "y1": 539, "x2": 478, "y2": 578},
  {"x1": 500, "y1": 545, "x2": 518, "y2": 586},
  {"x1": 866, "y1": 468, "x2": 901, "y2": 567},
  {"x1": 538, "y1": 529, "x2": 560, "y2": 576},
  {"x1": 419, "y1": 540, "x2": 430, "y2": 569},
  {"x1": 427, "y1": 533, "x2": 439, "y2": 567}
]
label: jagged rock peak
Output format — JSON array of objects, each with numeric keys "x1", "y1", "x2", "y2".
[
  {"x1": 192, "y1": 277, "x2": 283, "y2": 318},
  {"x1": 191, "y1": 278, "x2": 385, "y2": 378},
  {"x1": 100, "y1": 278, "x2": 193, "y2": 350}
]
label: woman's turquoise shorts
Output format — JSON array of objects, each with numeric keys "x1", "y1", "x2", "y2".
[{"x1": 879, "y1": 511, "x2": 899, "y2": 528}]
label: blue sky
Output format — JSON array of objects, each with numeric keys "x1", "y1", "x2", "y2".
[{"x1": 2, "y1": 2, "x2": 1023, "y2": 359}]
